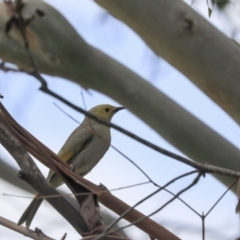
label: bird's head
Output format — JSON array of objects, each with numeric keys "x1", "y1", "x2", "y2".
[{"x1": 88, "y1": 104, "x2": 125, "y2": 121}]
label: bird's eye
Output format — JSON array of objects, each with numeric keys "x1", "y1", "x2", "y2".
[{"x1": 105, "y1": 108, "x2": 109, "y2": 112}]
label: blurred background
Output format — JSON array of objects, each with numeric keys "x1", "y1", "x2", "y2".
[{"x1": 1, "y1": 0, "x2": 240, "y2": 239}]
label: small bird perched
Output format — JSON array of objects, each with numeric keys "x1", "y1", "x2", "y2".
[{"x1": 18, "y1": 104, "x2": 124, "y2": 227}]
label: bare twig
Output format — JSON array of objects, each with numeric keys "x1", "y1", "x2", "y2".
[
  {"x1": 96, "y1": 172, "x2": 203, "y2": 239},
  {"x1": 3, "y1": 181, "x2": 151, "y2": 200},
  {"x1": 97, "y1": 170, "x2": 198, "y2": 239},
  {"x1": 79, "y1": 235, "x2": 131, "y2": 240},
  {"x1": 200, "y1": 178, "x2": 238, "y2": 240},
  {"x1": 205, "y1": 178, "x2": 238, "y2": 217},
  {"x1": 60, "y1": 233, "x2": 67, "y2": 240},
  {"x1": 201, "y1": 212, "x2": 205, "y2": 240},
  {"x1": 0, "y1": 216, "x2": 55, "y2": 240},
  {"x1": 80, "y1": 87, "x2": 87, "y2": 110}
]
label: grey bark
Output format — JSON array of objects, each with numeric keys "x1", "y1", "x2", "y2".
[{"x1": 95, "y1": 0, "x2": 240, "y2": 126}]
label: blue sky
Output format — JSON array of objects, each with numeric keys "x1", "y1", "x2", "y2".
[{"x1": 0, "y1": 0, "x2": 240, "y2": 239}]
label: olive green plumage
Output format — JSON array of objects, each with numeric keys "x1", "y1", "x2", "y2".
[{"x1": 18, "y1": 104, "x2": 124, "y2": 227}]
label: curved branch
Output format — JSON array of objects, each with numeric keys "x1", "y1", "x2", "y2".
[{"x1": 95, "y1": 0, "x2": 240, "y2": 126}]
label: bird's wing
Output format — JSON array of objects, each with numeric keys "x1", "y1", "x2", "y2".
[
  {"x1": 58, "y1": 124, "x2": 94, "y2": 163},
  {"x1": 47, "y1": 124, "x2": 94, "y2": 184},
  {"x1": 58, "y1": 150, "x2": 75, "y2": 164}
]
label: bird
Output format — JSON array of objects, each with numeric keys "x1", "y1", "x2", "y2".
[{"x1": 18, "y1": 104, "x2": 125, "y2": 227}]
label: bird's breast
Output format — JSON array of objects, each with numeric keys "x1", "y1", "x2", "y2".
[{"x1": 71, "y1": 125, "x2": 111, "y2": 176}]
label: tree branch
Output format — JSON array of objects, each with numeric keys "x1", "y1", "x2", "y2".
[
  {"x1": 95, "y1": 0, "x2": 240, "y2": 126},
  {"x1": 0, "y1": 120, "x2": 90, "y2": 235},
  {"x1": 0, "y1": 216, "x2": 55, "y2": 240}
]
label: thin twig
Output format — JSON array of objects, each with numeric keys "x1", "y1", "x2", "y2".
[
  {"x1": 201, "y1": 212, "x2": 205, "y2": 240},
  {"x1": 53, "y1": 102, "x2": 79, "y2": 124},
  {"x1": 60, "y1": 233, "x2": 67, "y2": 240},
  {"x1": 3, "y1": 181, "x2": 150, "y2": 199},
  {"x1": 80, "y1": 87, "x2": 87, "y2": 110},
  {"x1": 96, "y1": 172, "x2": 203, "y2": 240},
  {"x1": 0, "y1": 216, "x2": 55, "y2": 240},
  {"x1": 98, "y1": 170, "x2": 198, "y2": 238},
  {"x1": 205, "y1": 178, "x2": 238, "y2": 217},
  {"x1": 200, "y1": 178, "x2": 238, "y2": 240}
]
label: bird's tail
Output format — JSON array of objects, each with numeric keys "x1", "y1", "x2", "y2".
[{"x1": 18, "y1": 193, "x2": 43, "y2": 227}]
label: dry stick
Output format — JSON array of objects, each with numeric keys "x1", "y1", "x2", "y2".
[
  {"x1": 53, "y1": 102, "x2": 80, "y2": 124},
  {"x1": 0, "y1": 216, "x2": 55, "y2": 240},
  {"x1": 80, "y1": 87, "x2": 88, "y2": 110},
  {"x1": 201, "y1": 212, "x2": 205, "y2": 240},
  {"x1": 97, "y1": 170, "x2": 198, "y2": 239},
  {"x1": 205, "y1": 178, "x2": 238, "y2": 217},
  {"x1": 200, "y1": 178, "x2": 238, "y2": 240},
  {"x1": 79, "y1": 235, "x2": 131, "y2": 240},
  {"x1": 3, "y1": 181, "x2": 150, "y2": 199},
  {"x1": 107, "y1": 144, "x2": 200, "y2": 217},
  {"x1": 60, "y1": 233, "x2": 67, "y2": 240},
  {"x1": 0, "y1": 105, "x2": 179, "y2": 240},
  {"x1": 96, "y1": 172, "x2": 203, "y2": 240}
]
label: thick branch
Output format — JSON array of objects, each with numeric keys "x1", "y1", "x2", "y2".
[{"x1": 95, "y1": 0, "x2": 240, "y2": 126}]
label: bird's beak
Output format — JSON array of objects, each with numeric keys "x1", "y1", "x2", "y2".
[{"x1": 114, "y1": 107, "x2": 125, "y2": 113}]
